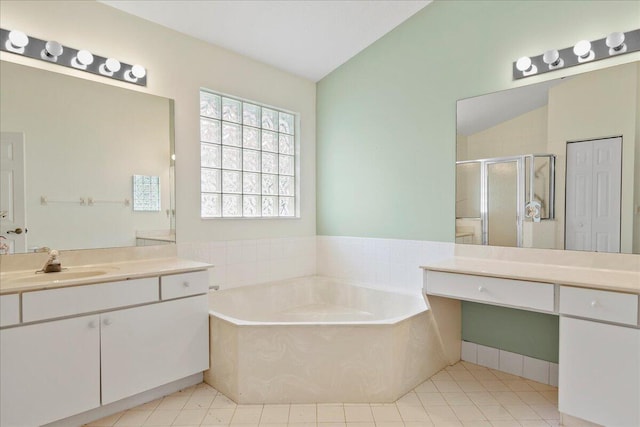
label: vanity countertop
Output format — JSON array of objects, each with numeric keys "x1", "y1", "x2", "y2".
[
  {"x1": 422, "y1": 257, "x2": 640, "y2": 294},
  {"x1": 0, "y1": 257, "x2": 212, "y2": 295}
]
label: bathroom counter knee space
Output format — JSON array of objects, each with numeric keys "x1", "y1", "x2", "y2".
[{"x1": 422, "y1": 259, "x2": 640, "y2": 427}]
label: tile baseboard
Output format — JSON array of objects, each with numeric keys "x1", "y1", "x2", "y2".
[{"x1": 461, "y1": 340, "x2": 558, "y2": 386}]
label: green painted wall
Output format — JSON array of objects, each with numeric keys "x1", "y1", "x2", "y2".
[
  {"x1": 317, "y1": 0, "x2": 640, "y2": 360},
  {"x1": 462, "y1": 302, "x2": 559, "y2": 363}
]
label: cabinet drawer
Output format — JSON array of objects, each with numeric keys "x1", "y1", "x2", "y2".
[
  {"x1": 560, "y1": 286, "x2": 638, "y2": 326},
  {"x1": 425, "y1": 270, "x2": 555, "y2": 312},
  {"x1": 22, "y1": 277, "x2": 159, "y2": 322},
  {"x1": 0, "y1": 294, "x2": 20, "y2": 327},
  {"x1": 161, "y1": 270, "x2": 209, "y2": 301}
]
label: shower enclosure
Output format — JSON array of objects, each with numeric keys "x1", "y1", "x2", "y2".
[{"x1": 456, "y1": 154, "x2": 555, "y2": 247}]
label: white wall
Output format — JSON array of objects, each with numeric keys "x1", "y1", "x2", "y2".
[{"x1": 0, "y1": 0, "x2": 316, "y2": 246}]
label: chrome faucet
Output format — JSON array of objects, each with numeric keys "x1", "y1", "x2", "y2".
[{"x1": 39, "y1": 249, "x2": 62, "y2": 273}]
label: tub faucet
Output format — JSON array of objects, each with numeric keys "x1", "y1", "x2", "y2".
[{"x1": 39, "y1": 249, "x2": 62, "y2": 273}]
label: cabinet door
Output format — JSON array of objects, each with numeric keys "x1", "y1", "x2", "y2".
[
  {"x1": 559, "y1": 317, "x2": 640, "y2": 427},
  {"x1": 0, "y1": 315, "x2": 100, "y2": 427},
  {"x1": 100, "y1": 295, "x2": 209, "y2": 404}
]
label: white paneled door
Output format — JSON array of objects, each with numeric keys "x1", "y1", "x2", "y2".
[
  {"x1": 565, "y1": 137, "x2": 621, "y2": 253},
  {"x1": 0, "y1": 132, "x2": 27, "y2": 253}
]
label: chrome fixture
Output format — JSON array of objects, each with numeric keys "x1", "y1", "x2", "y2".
[
  {"x1": 513, "y1": 28, "x2": 640, "y2": 80},
  {"x1": 0, "y1": 28, "x2": 147, "y2": 86},
  {"x1": 39, "y1": 249, "x2": 62, "y2": 273}
]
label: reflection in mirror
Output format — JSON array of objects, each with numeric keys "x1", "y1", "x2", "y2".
[
  {"x1": 456, "y1": 61, "x2": 640, "y2": 254},
  {"x1": 0, "y1": 61, "x2": 175, "y2": 254}
]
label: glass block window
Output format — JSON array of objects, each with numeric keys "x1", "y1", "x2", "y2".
[
  {"x1": 200, "y1": 90, "x2": 297, "y2": 218},
  {"x1": 132, "y1": 175, "x2": 161, "y2": 211}
]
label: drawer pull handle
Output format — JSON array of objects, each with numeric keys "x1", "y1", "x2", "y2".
[
  {"x1": 478, "y1": 286, "x2": 485, "y2": 292},
  {"x1": 183, "y1": 281, "x2": 190, "y2": 288},
  {"x1": 590, "y1": 300, "x2": 598, "y2": 307},
  {"x1": 88, "y1": 321, "x2": 97, "y2": 329},
  {"x1": 103, "y1": 318, "x2": 112, "y2": 326}
]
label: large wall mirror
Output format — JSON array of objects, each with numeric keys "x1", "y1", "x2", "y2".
[
  {"x1": 456, "y1": 60, "x2": 639, "y2": 254},
  {"x1": 0, "y1": 60, "x2": 175, "y2": 254}
]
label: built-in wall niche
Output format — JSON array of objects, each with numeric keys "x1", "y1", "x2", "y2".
[
  {"x1": 456, "y1": 60, "x2": 640, "y2": 254},
  {"x1": 0, "y1": 60, "x2": 175, "y2": 254}
]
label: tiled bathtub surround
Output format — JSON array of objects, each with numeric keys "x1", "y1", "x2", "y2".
[
  {"x1": 177, "y1": 237, "x2": 316, "y2": 289},
  {"x1": 316, "y1": 236, "x2": 454, "y2": 294},
  {"x1": 205, "y1": 277, "x2": 448, "y2": 403}
]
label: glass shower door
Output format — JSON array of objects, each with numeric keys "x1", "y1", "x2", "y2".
[{"x1": 486, "y1": 160, "x2": 521, "y2": 247}]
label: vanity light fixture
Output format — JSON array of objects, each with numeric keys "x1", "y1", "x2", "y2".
[
  {"x1": 6, "y1": 30, "x2": 28, "y2": 53},
  {"x1": 606, "y1": 31, "x2": 627, "y2": 55},
  {"x1": 512, "y1": 28, "x2": 640, "y2": 80},
  {"x1": 0, "y1": 28, "x2": 147, "y2": 86},
  {"x1": 71, "y1": 49, "x2": 94, "y2": 69},
  {"x1": 542, "y1": 49, "x2": 564, "y2": 69},
  {"x1": 573, "y1": 40, "x2": 594, "y2": 62}
]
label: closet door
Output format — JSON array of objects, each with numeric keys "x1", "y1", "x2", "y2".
[{"x1": 565, "y1": 137, "x2": 621, "y2": 252}]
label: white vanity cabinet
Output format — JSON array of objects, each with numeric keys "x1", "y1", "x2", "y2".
[
  {"x1": 0, "y1": 268, "x2": 210, "y2": 427},
  {"x1": 0, "y1": 315, "x2": 101, "y2": 427},
  {"x1": 559, "y1": 286, "x2": 640, "y2": 427},
  {"x1": 559, "y1": 317, "x2": 640, "y2": 427},
  {"x1": 101, "y1": 294, "x2": 208, "y2": 404},
  {"x1": 0, "y1": 293, "x2": 20, "y2": 326}
]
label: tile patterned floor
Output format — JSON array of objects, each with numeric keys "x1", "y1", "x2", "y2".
[{"x1": 85, "y1": 361, "x2": 560, "y2": 427}]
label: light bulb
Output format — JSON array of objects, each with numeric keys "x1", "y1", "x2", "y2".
[
  {"x1": 99, "y1": 57, "x2": 121, "y2": 76},
  {"x1": 606, "y1": 32, "x2": 626, "y2": 55},
  {"x1": 71, "y1": 49, "x2": 94, "y2": 69},
  {"x1": 76, "y1": 50, "x2": 94, "y2": 66},
  {"x1": 124, "y1": 64, "x2": 146, "y2": 83},
  {"x1": 573, "y1": 40, "x2": 593, "y2": 62},
  {"x1": 516, "y1": 56, "x2": 532, "y2": 72},
  {"x1": 8, "y1": 30, "x2": 28, "y2": 49},
  {"x1": 542, "y1": 49, "x2": 563, "y2": 69},
  {"x1": 515, "y1": 56, "x2": 537, "y2": 76},
  {"x1": 105, "y1": 58, "x2": 121, "y2": 72},
  {"x1": 41, "y1": 40, "x2": 63, "y2": 61}
]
